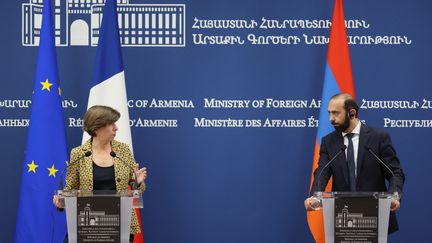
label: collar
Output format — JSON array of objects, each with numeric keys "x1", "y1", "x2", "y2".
[
  {"x1": 81, "y1": 138, "x2": 121, "y2": 152},
  {"x1": 342, "y1": 120, "x2": 361, "y2": 137}
]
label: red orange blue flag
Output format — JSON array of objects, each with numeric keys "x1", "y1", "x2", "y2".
[{"x1": 307, "y1": 0, "x2": 356, "y2": 242}]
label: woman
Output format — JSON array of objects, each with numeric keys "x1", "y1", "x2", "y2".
[{"x1": 54, "y1": 105, "x2": 147, "y2": 242}]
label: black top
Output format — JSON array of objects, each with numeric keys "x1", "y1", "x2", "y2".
[{"x1": 92, "y1": 161, "x2": 116, "y2": 191}]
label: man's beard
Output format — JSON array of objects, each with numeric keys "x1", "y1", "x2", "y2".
[{"x1": 332, "y1": 113, "x2": 351, "y2": 132}]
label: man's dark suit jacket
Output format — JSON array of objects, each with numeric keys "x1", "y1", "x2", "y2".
[{"x1": 310, "y1": 123, "x2": 405, "y2": 233}]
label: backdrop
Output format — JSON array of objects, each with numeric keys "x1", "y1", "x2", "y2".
[{"x1": 1, "y1": 0, "x2": 431, "y2": 242}]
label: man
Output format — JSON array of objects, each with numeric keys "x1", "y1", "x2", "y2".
[{"x1": 304, "y1": 93, "x2": 405, "y2": 233}]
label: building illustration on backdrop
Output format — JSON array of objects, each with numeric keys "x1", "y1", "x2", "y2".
[{"x1": 22, "y1": 0, "x2": 186, "y2": 47}]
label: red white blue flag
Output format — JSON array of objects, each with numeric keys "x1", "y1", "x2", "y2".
[{"x1": 83, "y1": 1, "x2": 144, "y2": 242}]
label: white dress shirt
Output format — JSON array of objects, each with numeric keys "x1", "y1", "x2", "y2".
[{"x1": 342, "y1": 121, "x2": 361, "y2": 176}]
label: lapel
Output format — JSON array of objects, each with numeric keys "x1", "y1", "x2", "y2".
[
  {"x1": 80, "y1": 139, "x2": 94, "y2": 190},
  {"x1": 111, "y1": 140, "x2": 123, "y2": 190},
  {"x1": 330, "y1": 132, "x2": 350, "y2": 186},
  {"x1": 356, "y1": 123, "x2": 371, "y2": 179}
]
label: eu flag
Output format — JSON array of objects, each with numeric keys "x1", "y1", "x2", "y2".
[{"x1": 14, "y1": 0, "x2": 68, "y2": 242}]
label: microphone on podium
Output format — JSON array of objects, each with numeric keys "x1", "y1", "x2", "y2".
[
  {"x1": 58, "y1": 150, "x2": 92, "y2": 190},
  {"x1": 316, "y1": 145, "x2": 347, "y2": 191},
  {"x1": 110, "y1": 151, "x2": 139, "y2": 190},
  {"x1": 56, "y1": 150, "x2": 91, "y2": 211},
  {"x1": 364, "y1": 145, "x2": 399, "y2": 200}
]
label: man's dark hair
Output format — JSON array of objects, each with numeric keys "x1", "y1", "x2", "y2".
[{"x1": 330, "y1": 93, "x2": 359, "y2": 118}]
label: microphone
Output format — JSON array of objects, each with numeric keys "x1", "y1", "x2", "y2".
[
  {"x1": 58, "y1": 150, "x2": 92, "y2": 190},
  {"x1": 56, "y1": 150, "x2": 91, "y2": 212},
  {"x1": 364, "y1": 145, "x2": 395, "y2": 178},
  {"x1": 364, "y1": 145, "x2": 398, "y2": 198},
  {"x1": 110, "y1": 151, "x2": 139, "y2": 190},
  {"x1": 315, "y1": 145, "x2": 347, "y2": 192}
]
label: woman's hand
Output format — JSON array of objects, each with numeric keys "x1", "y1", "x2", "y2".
[
  {"x1": 134, "y1": 164, "x2": 147, "y2": 185},
  {"x1": 52, "y1": 195, "x2": 64, "y2": 209}
]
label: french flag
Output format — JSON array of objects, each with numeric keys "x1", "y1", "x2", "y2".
[
  {"x1": 307, "y1": 0, "x2": 356, "y2": 242},
  {"x1": 83, "y1": 0, "x2": 132, "y2": 148},
  {"x1": 83, "y1": 1, "x2": 144, "y2": 243}
]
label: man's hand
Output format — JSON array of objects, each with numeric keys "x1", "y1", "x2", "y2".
[
  {"x1": 390, "y1": 199, "x2": 400, "y2": 212},
  {"x1": 304, "y1": 196, "x2": 321, "y2": 211}
]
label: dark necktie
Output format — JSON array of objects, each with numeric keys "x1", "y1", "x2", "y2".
[{"x1": 346, "y1": 133, "x2": 356, "y2": 192}]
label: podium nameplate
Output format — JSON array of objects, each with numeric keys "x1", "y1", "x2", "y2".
[
  {"x1": 334, "y1": 197, "x2": 378, "y2": 243},
  {"x1": 77, "y1": 196, "x2": 121, "y2": 243}
]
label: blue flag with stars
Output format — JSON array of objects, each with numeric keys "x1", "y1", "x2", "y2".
[{"x1": 14, "y1": 0, "x2": 68, "y2": 242}]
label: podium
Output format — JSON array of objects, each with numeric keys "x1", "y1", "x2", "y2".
[
  {"x1": 313, "y1": 192, "x2": 394, "y2": 243},
  {"x1": 56, "y1": 190, "x2": 143, "y2": 243}
]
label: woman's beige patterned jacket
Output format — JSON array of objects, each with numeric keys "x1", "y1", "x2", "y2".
[{"x1": 64, "y1": 139, "x2": 146, "y2": 234}]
